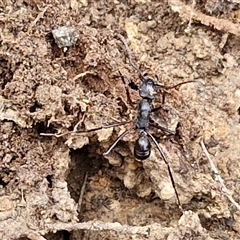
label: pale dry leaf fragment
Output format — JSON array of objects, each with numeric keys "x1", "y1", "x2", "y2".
[
  {"x1": 96, "y1": 127, "x2": 113, "y2": 142},
  {"x1": 70, "y1": 0, "x2": 88, "y2": 9},
  {"x1": 219, "y1": 33, "x2": 229, "y2": 50},
  {"x1": 0, "y1": 96, "x2": 28, "y2": 128},
  {"x1": 65, "y1": 135, "x2": 89, "y2": 149},
  {"x1": 167, "y1": 211, "x2": 214, "y2": 240},
  {"x1": 0, "y1": 196, "x2": 14, "y2": 211}
]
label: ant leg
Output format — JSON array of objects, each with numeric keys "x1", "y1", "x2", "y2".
[
  {"x1": 147, "y1": 132, "x2": 182, "y2": 209},
  {"x1": 150, "y1": 123, "x2": 176, "y2": 135},
  {"x1": 157, "y1": 80, "x2": 196, "y2": 90},
  {"x1": 75, "y1": 120, "x2": 132, "y2": 133},
  {"x1": 150, "y1": 106, "x2": 176, "y2": 135},
  {"x1": 103, "y1": 126, "x2": 134, "y2": 155},
  {"x1": 40, "y1": 120, "x2": 132, "y2": 137}
]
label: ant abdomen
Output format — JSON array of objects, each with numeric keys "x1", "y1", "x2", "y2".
[{"x1": 134, "y1": 133, "x2": 151, "y2": 160}]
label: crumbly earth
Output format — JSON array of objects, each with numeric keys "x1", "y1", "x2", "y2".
[{"x1": 0, "y1": 0, "x2": 240, "y2": 239}]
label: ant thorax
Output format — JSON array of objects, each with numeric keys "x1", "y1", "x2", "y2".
[{"x1": 135, "y1": 99, "x2": 152, "y2": 130}]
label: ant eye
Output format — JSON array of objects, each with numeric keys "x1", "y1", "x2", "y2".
[{"x1": 143, "y1": 73, "x2": 148, "y2": 77}]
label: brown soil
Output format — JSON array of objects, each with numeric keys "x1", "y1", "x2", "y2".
[{"x1": 0, "y1": 1, "x2": 240, "y2": 239}]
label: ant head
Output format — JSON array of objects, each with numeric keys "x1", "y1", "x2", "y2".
[{"x1": 139, "y1": 74, "x2": 159, "y2": 100}]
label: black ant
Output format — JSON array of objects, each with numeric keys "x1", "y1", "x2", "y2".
[
  {"x1": 100, "y1": 34, "x2": 195, "y2": 208},
  {"x1": 41, "y1": 34, "x2": 195, "y2": 208}
]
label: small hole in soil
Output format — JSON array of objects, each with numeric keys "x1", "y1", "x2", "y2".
[
  {"x1": 44, "y1": 230, "x2": 71, "y2": 240},
  {"x1": 29, "y1": 101, "x2": 41, "y2": 113},
  {"x1": 237, "y1": 106, "x2": 240, "y2": 115},
  {"x1": 199, "y1": 214, "x2": 233, "y2": 232},
  {"x1": 116, "y1": 97, "x2": 128, "y2": 117},
  {"x1": 0, "y1": 58, "x2": 14, "y2": 90},
  {"x1": 46, "y1": 175, "x2": 53, "y2": 188},
  {"x1": 34, "y1": 121, "x2": 56, "y2": 135},
  {"x1": 62, "y1": 230, "x2": 71, "y2": 240},
  {"x1": 204, "y1": 136, "x2": 219, "y2": 148},
  {"x1": 2, "y1": 167, "x2": 12, "y2": 175},
  {"x1": 0, "y1": 177, "x2": 8, "y2": 187},
  {"x1": 70, "y1": 146, "x2": 105, "y2": 173},
  {"x1": 46, "y1": 32, "x2": 62, "y2": 59},
  {"x1": 63, "y1": 100, "x2": 72, "y2": 115},
  {"x1": 103, "y1": 89, "x2": 111, "y2": 97},
  {"x1": 67, "y1": 145, "x2": 107, "y2": 202}
]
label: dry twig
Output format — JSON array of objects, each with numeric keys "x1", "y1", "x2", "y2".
[
  {"x1": 169, "y1": 0, "x2": 240, "y2": 36},
  {"x1": 77, "y1": 173, "x2": 88, "y2": 213},
  {"x1": 72, "y1": 71, "x2": 95, "y2": 81},
  {"x1": 200, "y1": 140, "x2": 240, "y2": 210},
  {"x1": 46, "y1": 221, "x2": 172, "y2": 237}
]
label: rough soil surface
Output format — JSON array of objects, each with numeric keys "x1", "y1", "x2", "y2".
[{"x1": 0, "y1": 0, "x2": 240, "y2": 239}]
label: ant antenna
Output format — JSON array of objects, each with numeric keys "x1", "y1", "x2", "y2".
[
  {"x1": 117, "y1": 34, "x2": 145, "y2": 80},
  {"x1": 157, "y1": 80, "x2": 197, "y2": 90}
]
